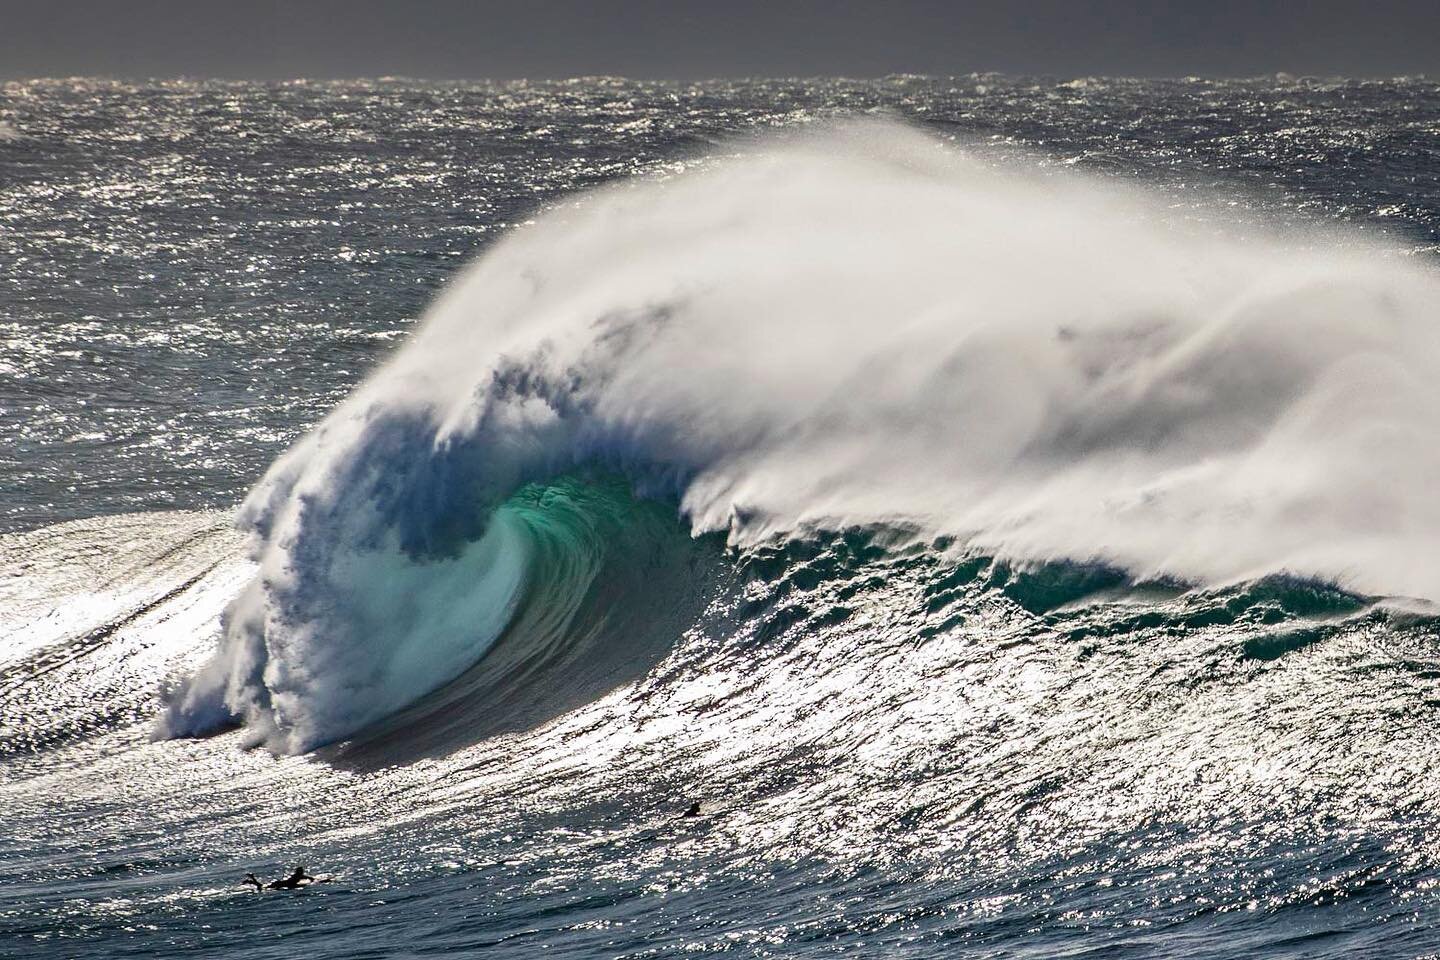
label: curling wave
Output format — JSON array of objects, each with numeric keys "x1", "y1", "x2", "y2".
[{"x1": 163, "y1": 119, "x2": 1440, "y2": 753}]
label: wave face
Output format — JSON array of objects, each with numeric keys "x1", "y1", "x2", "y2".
[
  {"x1": 162, "y1": 120, "x2": 1440, "y2": 752},
  {"x1": 17, "y1": 506, "x2": 1440, "y2": 959},
  {"x1": 13, "y1": 79, "x2": 1440, "y2": 960}
]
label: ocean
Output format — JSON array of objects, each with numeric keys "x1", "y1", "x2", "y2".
[{"x1": 4, "y1": 75, "x2": 1440, "y2": 958}]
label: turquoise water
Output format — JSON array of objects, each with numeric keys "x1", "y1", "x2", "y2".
[{"x1": 5, "y1": 77, "x2": 1440, "y2": 958}]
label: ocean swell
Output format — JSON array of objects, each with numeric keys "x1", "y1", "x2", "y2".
[{"x1": 163, "y1": 120, "x2": 1440, "y2": 753}]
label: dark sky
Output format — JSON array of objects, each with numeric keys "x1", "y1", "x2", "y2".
[{"x1": 3, "y1": 0, "x2": 1439, "y2": 81}]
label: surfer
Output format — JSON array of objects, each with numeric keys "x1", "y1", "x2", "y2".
[
  {"x1": 681, "y1": 801, "x2": 701, "y2": 818},
  {"x1": 242, "y1": 865, "x2": 320, "y2": 891},
  {"x1": 270, "y1": 865, "x2": 317, "y2": 889}
]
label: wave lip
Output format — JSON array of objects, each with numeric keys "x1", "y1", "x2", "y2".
[
  {"x1": 160, "y1": 510, "x2": 529, "y2": 751},
  {"x1": 164, "y1": 119, "x2": 1440, "y2": 753}
]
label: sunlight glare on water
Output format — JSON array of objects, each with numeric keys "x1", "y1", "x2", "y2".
[{"x1": 3, "y1": 77, "x2": 1440, "y2": 958}]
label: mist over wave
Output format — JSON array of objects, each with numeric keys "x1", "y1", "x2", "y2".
[{"x1": 162, "y1": 119, "x2": 1440, "y2": 753}]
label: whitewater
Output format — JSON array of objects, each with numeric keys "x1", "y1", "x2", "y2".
[
  {"x1": 161, "y1": 119, "x2": 1440, "y2": 754},
  {"x1": 5, "y1": 77, "x2": 1440, "y2": 959}
]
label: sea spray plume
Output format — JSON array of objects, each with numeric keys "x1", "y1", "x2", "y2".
[{"x1": 161, "y1": 119, "x2": 1440, "y2": 753}]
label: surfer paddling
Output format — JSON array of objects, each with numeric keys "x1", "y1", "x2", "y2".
[{"x1": 242, "y1": 865, "x2": 327, "y2": 891}]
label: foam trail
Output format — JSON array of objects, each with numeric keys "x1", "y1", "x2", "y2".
[{"x1": 165, "y1": 119, "x2": 1440, "y2": 752}]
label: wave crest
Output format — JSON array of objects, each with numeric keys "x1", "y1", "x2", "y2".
[{"x1": 163, "y1": 120, "x2": 1440, "y2": 752}]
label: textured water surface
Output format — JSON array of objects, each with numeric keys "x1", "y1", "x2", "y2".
[{"x1": 4, "y1": 77, "x2": 1440, "y2": 959}]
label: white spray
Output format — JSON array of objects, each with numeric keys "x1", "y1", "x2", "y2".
[{"x1": 163, "y1": 120, "x2": 1440, "y2": 752}]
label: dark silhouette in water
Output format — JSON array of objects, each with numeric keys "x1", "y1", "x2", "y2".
[
  {"x1": 270, "y1": 865, "x2": 317, "y2": 889},
  {"x1": 682, "y1": 801, "x2": 701, "y2": 818},
  {"x1": 242, "y1": 865, "x2": 322, "y2": 891}
]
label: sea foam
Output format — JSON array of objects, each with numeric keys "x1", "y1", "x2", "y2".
[{"x1": 163, "y1": 120, "x2": 1440, "y2": 752}]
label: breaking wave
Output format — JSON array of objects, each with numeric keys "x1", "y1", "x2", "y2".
[{"x1": 161, "y1": 119, "x2": 1440, "y2": 753}]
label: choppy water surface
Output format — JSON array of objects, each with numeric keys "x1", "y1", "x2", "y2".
[{"x1": 4, "y1": 77, "x2": 1440, "y2": 959}]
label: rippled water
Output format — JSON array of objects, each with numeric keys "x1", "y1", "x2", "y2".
[{"x1": 5, "y1": 77, "x2": 1440, "y2": 958}]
